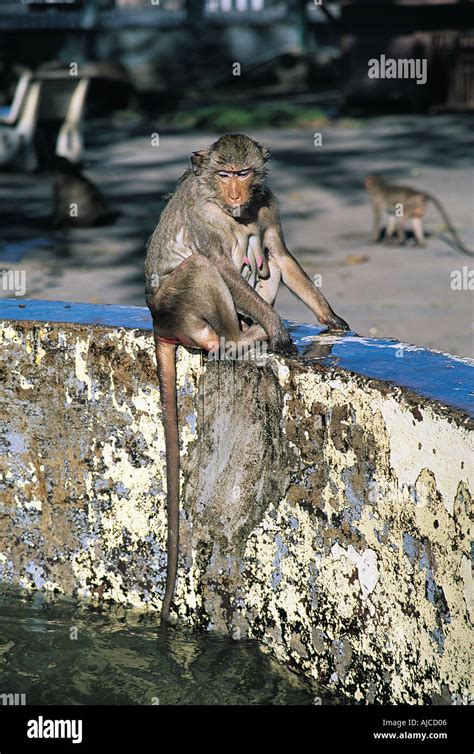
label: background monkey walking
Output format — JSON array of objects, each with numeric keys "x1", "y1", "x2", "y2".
[
  {"x1": 364, "y1": 174, "x2": 474, "y2": 256},
  {"x1": 145, "y1": 133, "x2": 349, "y2": 621}
]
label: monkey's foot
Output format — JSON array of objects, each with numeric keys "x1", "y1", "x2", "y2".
[
  {"x1": 322, "y1": 315, "x2": 350, "y2": 332},
  {"x1": 269, "y1": 332, "x2": 298, "y2": 357}
]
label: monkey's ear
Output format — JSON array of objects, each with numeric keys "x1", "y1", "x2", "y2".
[
  {"x1": 261, "y1": 146, "x2": 271, "y2": 163},
  {"x1": 190, "y1": 150, "x2": 209, "y2": 175}
]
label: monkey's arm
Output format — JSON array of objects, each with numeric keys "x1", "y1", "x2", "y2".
[
  {"x1": 263, "y1": 224, "x2": 349, "y2": 331},
  {"x1": 205, "y1": 245, "x2": 296, "y2": 353}
]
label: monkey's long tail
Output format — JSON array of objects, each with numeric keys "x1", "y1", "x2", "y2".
[
  {"x1": 154, "y1": 335, "x2": 180, "y2": 623},
  {"x1": 427, "y1": 194, "x2": 474, "y2": 256}
]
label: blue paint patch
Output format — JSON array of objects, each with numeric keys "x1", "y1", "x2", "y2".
[
  {"x1": 403, "y1": 533, "x2": 417, "y2": 565},
  {"x1": 308, "y1": 560, "x2": 319, "y2": 608},
  {"x1": 25, "y1": 562, "x2": 46, "y2": 589},
  {"x1": 209, "y1": 547, "x2": 235, "y2": 574},
  {"x1": 207, "y1": 554, "x2": 235, "y2": 576},
  {"x1": 424, "y1": 565, "x2": 437, "y2": 602},
  {"x1": 404, "y1": 535, "x2": 452, "y2": 625},
  {"x1": 332, "y1": 638, "x2": 345, "y2": 657},
  {"x1": 5, "y1": 431, "x2": 27, "y2": 455},
  {"x1": 431, "y1": 627, "x2": 445, "y2": 655},
  {"x1": 341, "y1": 468, "x2": 363, "y2": 526},
  {"x1": 288, "y1": 516, "x2": 299, "y2": 530},
  {"x1": 374, "y1": 522, "x2": 390, "y2": 543},
  {"x1": 0, "y1": 559, "x2": 14, "y2": 582},
  {"x1": 20, "y1": 529, "x2": 38, "y2": 548},
  {"x1": 424, "y1": 568, "x2": 451, "y2": 624},
  {"x1": 139, "y1": 534, "x2": 168, "y2": 581},
  {"x1": 419, "y1": 546, "x2": 430, "y2": 573},
  {"x1": 114, "y1": 482, "x2": 129, "y2": 498},
  {"x1": 270, "y1": 534, "x2": 288, "y2": 590},
  {"x1": 186, "y1": 413, "x2": 196, "y2": 434},
  {"x1": 78, "y1": 532, "x2": 97, "y2": 550},
  {"x1": 180, "y1": 374, "x2": 195, "y2": 397},
  {"x1": 94, "y1": 478, "x2": 111, "y2": 492},
  {"x1": 12, "y1": 506, "x2": 40, "y2": 531},
  {"x1": 270, "y1": 570, "x2": 281, "y2": 590}
]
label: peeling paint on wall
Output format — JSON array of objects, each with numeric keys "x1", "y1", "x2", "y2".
[{"x1": 0, "y1": 317, "x2": 472, "y2": 704}]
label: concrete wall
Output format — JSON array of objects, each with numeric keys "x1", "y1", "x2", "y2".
[{"x1": 0, "y1": 307, "x2": 472, "y2": 704}]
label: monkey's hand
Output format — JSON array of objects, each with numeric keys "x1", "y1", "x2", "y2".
[
  {"x1": 268, "y1": 325, "x2": 298, "y2": 356},
  {"x1": 322, "y1": 314, "x2": 350, "y2": 332}
]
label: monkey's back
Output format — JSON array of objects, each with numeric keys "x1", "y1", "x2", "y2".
[
  {"x1": 145, "y1": 171, "x2": 237, "y2": 302},
  {"x1": 383, "y1": 184, "x2": 427, "y2": 214},
  {"x1": 53, "y1": 173, "x2": 111, "y2": 226},
  {"x1": 145, "y1": 174, "x2": 199, "y2": 299}
]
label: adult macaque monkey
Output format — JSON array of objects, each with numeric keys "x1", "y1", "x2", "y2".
[
  {"x1": 145, "y1": 134, "x2": 349, "y2": 621},
  {"x1": 364, "y1": 174, "x2": 474, "y2": 256}
]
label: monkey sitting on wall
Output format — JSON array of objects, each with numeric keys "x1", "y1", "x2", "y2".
[
  {"x1": 364, "y1": 174, "x2": 473, "y2": 256},
  {"x1": 145, "y1": 133, "x2": 349, "y2": 621},
  {"x1": 51, "y1": 156, "x2": 119, "y2": 227}
]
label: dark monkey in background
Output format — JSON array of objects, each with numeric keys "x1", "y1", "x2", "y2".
[
  {"x1": 52, "y1": 156, "x2": 118, "y2": 227},
  {"x1": 145, "y1": 134, "x2": 349, "y2": 621},
  {"x1": 364, "y1": 174, "x2": 474, "y2": 256}
]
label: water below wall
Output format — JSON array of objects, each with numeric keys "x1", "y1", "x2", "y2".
[{"x1": 0, "y1": 586, "x2": 332, "y2": 706}]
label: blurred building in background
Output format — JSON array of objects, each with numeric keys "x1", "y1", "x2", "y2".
[
  {"x1": 341, "y1": 0, "x2": 474, "y2": 111},
  {"x1": 0, "y1": 0, "x2": 472, "y2": 112}
]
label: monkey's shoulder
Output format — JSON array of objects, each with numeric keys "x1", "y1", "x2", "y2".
[{"x1": 255, "y1": 186, "x2": 281, "y2": 227}]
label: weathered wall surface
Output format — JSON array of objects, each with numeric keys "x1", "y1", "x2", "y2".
[{"x1": 0, "y1": 317, "x2": 472, "y2": 704}]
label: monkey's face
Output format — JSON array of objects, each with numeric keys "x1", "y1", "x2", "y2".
[
  {"x1": 191, "y1": 135, "x2": 269, "y2": 214},
  {"x1": 215, "y1": 167, "x2": 256, "y2": 211}
]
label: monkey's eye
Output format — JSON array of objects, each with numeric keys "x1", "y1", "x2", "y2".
[
  {"x1": 217, "y1": 171, "x2": 232, "y2": 178},
  {"x1": 238, "y1": 169, "x2": 252, "y2": 177}
]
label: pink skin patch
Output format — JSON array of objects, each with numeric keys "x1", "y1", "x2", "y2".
[
  {"x1": 256, "y1": 255, "x2": 263, "y2": 269},
  {"x1": 157, "y1": 335, "x2": 181, "y2": 345},
  {"x1": 243, "y1": 256, "x2": 250, "y2": 265}
]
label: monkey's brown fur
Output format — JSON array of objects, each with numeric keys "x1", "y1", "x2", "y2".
[
  {"x1": 145, "y1": 134, "x2": 349, "y2": 621},
  {"x1": 364, "y1": 174, "x2": 473, "y2": 256},
  {"x1": 52, "y1": 157, "x2": 118, "y2": 227}
]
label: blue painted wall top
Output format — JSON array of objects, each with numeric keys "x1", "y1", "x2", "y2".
[{"x1": 1, "y1": 298, "x2": 473, "y2": 417}]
